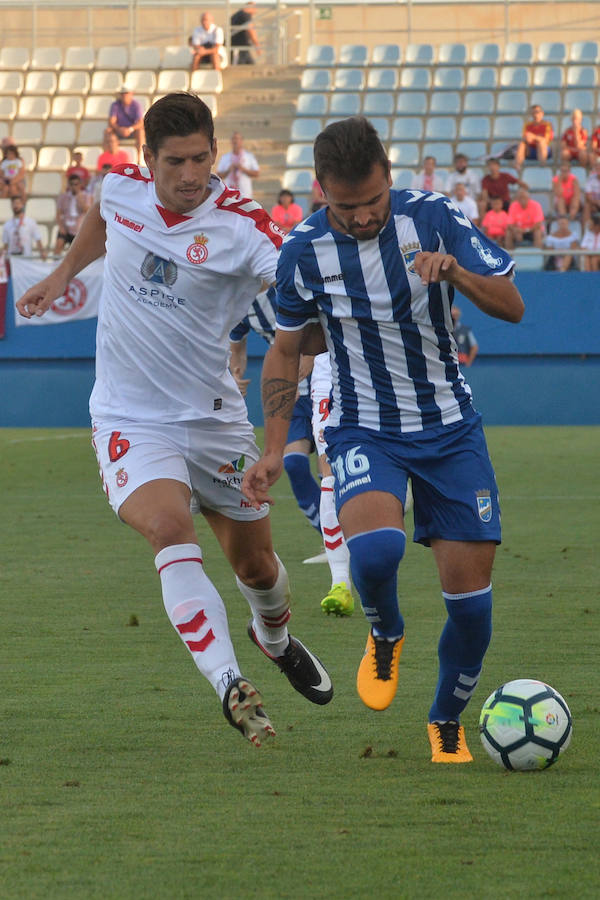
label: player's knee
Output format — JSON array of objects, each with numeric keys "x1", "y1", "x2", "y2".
[
  {"x1": 140, "y1": 509, "x2": 195, "y2": 553},
  {"x1": 234, "y1": 548, "x2": 279, "y2": 590},
  {"x1": 347, "y1": 528, "x2": 406, "y2": 584}
]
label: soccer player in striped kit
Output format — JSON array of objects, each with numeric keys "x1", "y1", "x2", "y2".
[{"x1": 243, "y1": 116, "x2": 524, "y2": 763}]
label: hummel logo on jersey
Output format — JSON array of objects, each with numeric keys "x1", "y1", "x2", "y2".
[
  {"x1": 323, "y1": 273, "x2": 345, "y2": 284},
  {"x1": 114, "y1": 212, "x2": 144, "y2": 233},
  {"x1": 141, "y1": 252, "x2": 178, "y2": 285}
]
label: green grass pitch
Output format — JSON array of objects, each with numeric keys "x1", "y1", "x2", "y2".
[{"x1": 0, "y1": 426, "x2": 598, "y2": 899}]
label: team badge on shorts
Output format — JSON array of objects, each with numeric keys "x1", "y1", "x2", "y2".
[
  {"x1": 116, "y1": 468, "x2": 128, "y2": 488},
  {"x1": 186, "y1": 233, "x2": 209, "y2": 265},
  {"x1": 400, "y1": 241, "x2": 421, "y2": 274},
  {"x1": 476, "y1": 489, "x2": 492, "y2": 522}
]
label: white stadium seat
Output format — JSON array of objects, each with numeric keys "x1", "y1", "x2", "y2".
[
  {"x1": 84, "y1": 95, "x2": 114, "y2": 119},
  {"x1": 90, "y1": 71, "x2": 123, "y2": 95},
  {"x1": 96, "y1": 46, "x2": 129, "y2": 70},
  {"x1": 129, "y1": 46, "x2": 162, "y2": 70},
  {"x1": 12, "y1": 121, "x2": 45, "y2": 146},
  {"x1": 189, "y1": 70, "x2": 223, "y2": 94},
  {"x1": 24, "y1": 71, "x2": 58, "y2": 96},
  {"x1": 45, "y1": 120, "x2": 77, "y2": 146},
  {"x1": 57, "y1": 70, "x2": 91, "y2": 95},
  {"x1": 0, "y1": 71, "x2": 24, "y2": 95},
  {"x1": 306, "y1": 45, "x2": 335, "y2": 67},
  {"x1": 63, "y1": 46, "x2": 95, "y2": 70},
  {"x1": 123, "y1": 70, "x2": 157, "y2": 95},
  {"x1": 29, "y1": 47, "x2": 63, "y2": 71},
  {"x1": 18, "y1": 96, "x2": 52, "y2": 120},
  {"x1": 37, "y1": 146, "x2": 72, "y2": 171},
  {"x1": 0, "y1": 96, "x2": 17, "y2": 119},
  {"x1": 50, "y1": 96, "x2": 85, "y2": 120},
  {"x1": 157, "y1": 70, "x2": 190, "y2": 93},
  {"x1": 26, "y1": 198, "x2": 57, "y2": 224},
  {"x1": 0, "y1": 48, "x2": 30, "y2": 70},
  {"x1": 161, "y1": 46, "x2": 192, "y2": 69},
  {"x1": 77, "y1": 120, "x2": 109, "y2": 145}
]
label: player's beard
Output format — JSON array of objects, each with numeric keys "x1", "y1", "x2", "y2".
[{"x1": 329, "y1": 200, "x2": 390, "y2": 241}]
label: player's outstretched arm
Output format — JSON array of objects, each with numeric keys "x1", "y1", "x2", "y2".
[{"x1": 16, "y1": 203, "x2": 107, "y2": 319}]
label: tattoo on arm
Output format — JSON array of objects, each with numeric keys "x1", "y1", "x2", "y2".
[{"x1": 262, "y1": 378, "x2": 297, "y2": 420}]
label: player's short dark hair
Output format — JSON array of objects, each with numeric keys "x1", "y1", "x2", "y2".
[
  {"x1": 314, "y1": 116, "x2": 389, "y2": 187},
  {"x1": 144, "y1": 92, "x2": 214, "y2": 154}
]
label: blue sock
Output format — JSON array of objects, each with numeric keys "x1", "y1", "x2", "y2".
[
  {"x1": 283, "y1": 452, "x2": 321, "y2": 533},
  {"x1": 429, "y1": 586, "x2": 493, "y2": 723},
  {"x1": 346, "y1": 528, "x2": 406, "y2": 638}
]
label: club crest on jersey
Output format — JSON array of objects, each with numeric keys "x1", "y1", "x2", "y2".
[
  {"x1": 116, "y1": 468, "x2": 128, "y2": 488},
  {"x1": 470, "y1": 236, "x2": 503, "y2": 269},
  {"x1": 141, "y1": 252, "x2": 178, "y2": 285},
  {"x1": 186, "y1": 233, "x2": 209, "y2": 265},
  {"x1": 476, "y1": 490, "x2": 492, "y2": 522},
  {"x1": 400, "y1": 241, "x2": 421, "y2": 274}
]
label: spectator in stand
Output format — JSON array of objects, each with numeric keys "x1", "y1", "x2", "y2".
[
  {"x1": 583, "y1": 158, "x2": 600, "y2": 225},
  {"x1": 0, "y1": 144, "x2": 27, "y2": 202},
  {"x1": 310, "y1": 178, "x2": 327, "y2": 212},
  {"x1": 450, "y1": 305, "x2": 478, "y2": 367},
  {"x1": 217, "y1": 131, "x2": 259, "y2": 198},
  {"x1": 445, "y1": 153, "x2": 480, "y2": 202},
  {"x1": 552, "y1": 160, "x2": 581, "y2": 221},
  {"x1": 65, "y1": 150, "x2": 90, "y2": 190},
  {"x1": 1, "y1": 196, "x2": 47, "y2": 259},
  {"x1": 560, "y1": 108, "x2": 589, "y2": 168},
  {"x1": 107, "y1": 84, "x2": 145, "y2": 165},
  {"x1": 515, "y1": 104, "x2": 554, "y2": 170},
  {"x1": 580, "y1": 211, "x2": 600, "y2": 271},
  {"x1": 544, "y1": 216, "x2": 579, "y2": 272},
  {"x1": 411, "y1": 155, "x2": 445, "y2": 192},
  {"x1": 230, "y1": 2, "x2": 261, "y2": 65},
  {"x1": 505, "y1": 187, "x2": 545, "y2": 249},
  {"x1": 87, "y1": 162, "x2": 113, "y2": 203},
  {"x1": 590, "y1": 121, "x2": 600, "y2": 166},
  {"x1": 96, "y1": 131, "x2": 131, "y2": 171},
  {"x1": 481, "y1": 195, "x2": 510, "y2": 247},
  {"x1": 451, "y1": 182, "x2": 479, "y2": 224},
  {"x1": 270, "y1": 189, "x2": 304, "y2": 233},
  {"x1": 189, "y1": 12, "x2": 224, "y2": 71},
  {"x1": 54, "y1": 173, "x2": 92, "y2": 256},
  {"x1": 480, "y1": 157, "x2": 528, "y2": 215}
]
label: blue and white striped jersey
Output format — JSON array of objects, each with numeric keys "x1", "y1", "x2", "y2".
[{"x1": 275, "y1": 189, "x2": 514, "y2": 433}]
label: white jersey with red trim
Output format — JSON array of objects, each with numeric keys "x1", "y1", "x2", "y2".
[{"x1": 91, "y1": 166, "x2": 282, "y2": 423}]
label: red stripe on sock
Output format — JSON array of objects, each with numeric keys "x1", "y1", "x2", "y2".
[
  {"x1": 176, "y1": 608, "x2": 207, "y2": 634},
  {"x1": 185, "y1": 629, "x2": 215, "y2": 652},
  {"x1": 323, "y1": 525, "x2": 342, "y2": 537},
  {"x1": 261, "y1": 609, "x2": 291, "y2": 627},
  {"x1": 158, "y1": 556, "x2": 203, "y2": 575},
  {"x1": 325, "y1": 537, "x2": 343, "y2": 550},
  {"x1": 321, "y1": 486, "x2": 334, "y2": 492}
]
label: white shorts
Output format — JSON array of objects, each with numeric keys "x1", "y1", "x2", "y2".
[
  {"x1": 91, "y1": 418, "x2": 269, "y2": 521},
  {"x1": 310, "y1": 352, "x2": 332, "y2": 457}
]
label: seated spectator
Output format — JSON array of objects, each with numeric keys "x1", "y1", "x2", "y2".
[
  {"x1": 445, "y1": 153, "x2": 480, "y2": 201},
  {"x1": 451, "y1": 182, "x2": 479, "y2": 225},
  {"x1": 552, "y1": 161, "x2": 581, "y2": 221},
  {"x1": 411, "y1": 155, "x2": 445, "y2": 192},
  {"x1": 451, "y1": 305, "x2": 478, "y2": 367},
  {"x1": 583, "y1": 159, "x2": 600, "y2": 225},
  {"x1": 590, "y1": 121, "x2": 600, "y2": 166},
  {"x1": 54, "y1": 173, "x2": 92, "y2": 256},
  {"x1": 230, "y1": 2, "x2": 261, "y2": 65},
  {"x1": 311, "y1": 178, "x2": 327, "y2": 212},
  {"x1": 87, "y1": 162, "x2": 113, "y2": 202},
  {"x1": 480, "y1": 157, "x2": 528, "y2": 214},
  {"x1": 481, "y1": 195, "x2": 510, "y2": 247},
  {"x1": 580, "y1": 211, "x2": 600, "y2": 271},
  {"x1": 1, "y1": 196, "x2": 47, "y2": 259},
  {"x1": 65, "y1": 150, "x2": 90, "y2": 190},
  {"x1": 515, "y1": 104, "x2": 554, "y2": 170},
  {"x1": 544, "y1": 216, "x2": 579, "y2": 272},
  {"x1": 270, "y1": 189, "x2": 304, "y2": 233},
  {"x1": 107, "y1": 84, "x2": 145, "y2": 165},
  {"x1": 96, "y1": 131, "x2": 131, "y2": 171},
  {"x1": 189, "y1": 12, "x2": 224, "y2": 71},
  {"x1": 0, "y1": 143, "x2": 27, "y2": 202},
  {"x1": 505, "y1": 187, "x2": 545, "y2": 249},
  {"x1": 560, "y1": 108, "x2": 589, "y2": 168}
]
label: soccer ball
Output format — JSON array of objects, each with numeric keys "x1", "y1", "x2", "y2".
[{"x1": 479, "y1": 679, "x2": 572, "y2": 771}]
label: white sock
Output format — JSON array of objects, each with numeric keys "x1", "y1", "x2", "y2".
[
  {"x1": 236, "y1": 554, "x2": 290, "y2": 657},
  {"x1": 155, "y1": 543, "x2": 240, "y2": 700},
  {"x1": 320, "y1": 475, "x2": 351, "y2": 586}
]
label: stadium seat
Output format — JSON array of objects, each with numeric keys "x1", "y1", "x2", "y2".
[
  {"x1": 513, "y1": 249, "x2": 544, "y2": 270},
  {"x1": 525, "y1": 168, "x2": 553, "y2": 191},
  {"x1": 503, "y1": 42, "x2": 533, "y2": 65},
  {"x1": 470, "y1": 43, "x2": 500, "y2": 65},
  {"x1": 400, "y1": 68, "x2": 431, "y2": 90},
  {"x1": 394, "y1": 92, "x2": 426, "y2": 116},
  {"x1": 563, "y1": 89, "x2": 595, "y2": 113},
  {"x1": 96, "y1": 46, "x2": 129, "y2": 70},
  {"x1": 432, "y1": 67, "x2": 465, "y2": 90},
  {"x1": 45, "y1": 120, "x2": 77, "y2": 145},
  {"x1": 558, "y1": 113, "x2": 591, "y2": 134},
  {"x1": 496, "y1": 90, "x2": 528, "y2": 114},
  {"x1": 26, "y1": 198, "x2": 57, "y2": 224},
  {"x1": 84, "y1": 95, "x2": 114, "y2": 119},
  {"x1": 455, "y1": 141, "x2": 488, "y2": 161},
  {"x1": 465, "y1": 67, "x2": 497, "y2": 90},
  {"x1": 459, "y1": 117, "x2": 491, "y2": 140},
  {"x1": 19, "y1": 146, "x2": 37, "y2": 170},
  {"x1": 0, "y1": 48, "x2": 30, "y2": 70},
  {"x1": 499, "y1": 67, "x2": 530, "y2": 89},
  {"x1": 371, "y1": 44, "x2": 401, "y2": 66},
  {"x1": 391, "y1": 117, "x2": 424, "y2": 141},
  {"x1": 338, "y1": 45, "x2": 368, "y2": 67},
  {"x1": 24, "y1": 71, "x2": 58, "y2": 96},
  {"x1": 290, "y1": 118, "x2": 322, "y2": 142},
  {"x1": 296, "y1": 93, "x2": 328, "y2": 116},
  {"x1": 90, "y1": 70, "x2": 123, "y2": 95},
  {"x1": 329, "y1": 93, "x2": 361, "y2": 117},
  {"x1": 51, "y1": 96, "x2": 84, "y2": 120},
  {"x1": 421, "y1": 142, "x2": 454, "y2": 167},
  {"x1": 79, "y1": 146, "x2": 103, "y2": 169},
  {"x1": 388, "y1": 168, "x2": 412, "y2": 190},
  {"x1": 532, "y1": 66, "x2": 564, "y2": 89},
  {"x1": 388, "y1": 143, "x2": 420, "y2": 167},
  {"x1": 129, "y1": 46, "x2": 162, "y2": 70},
  {"x1": 367, "y1": 117, "x2": 390, "y2": 141},
  {"x1": 57, "y1": 70, "x2": 91, "y2": 95},
  {"x1": 0, "y1": 71, "x2": 24, "y2": 95},
  {"x1": 282, "y1": 169, "x2": 313, "y2": 193},
  {"x1": 463, "y1": 91, "x2": 494, "y2": 115},
  {"x1": 366, "y1": 68, "x2": 399, "y2": 91},
  {"x1": 12, "y1": 121, "x2": 44, "y2": 147},
  {"x1": 189, "y1": 70, "x2": 223, "y2": 93},
  {"x1": 425, "y1": 116, "x2": 457, "y2": 141},
  {"x1": 0, "y1": 96, "x2": 17, "y2": 119},
  {"x1": 333, "y1": 69, "x2": 365, "y2": 91},
  {"x1": 29, "y1": 47, "x2": 63, "y2": 70},
  {"x1": 161, "y1": 46, "x2": 192, "y2": 69},
  {"x1": 63, "y1": 46, "x2": 95, "y2": 70},
  {"x1": 198, "y1": 94, "x2": 218, "y2": 117},
  {"x1": 405, "y1": 43, "x2": 434, "y2": 65},
  {"x1": 438, "y1": 43, "x2": 467, "y2": 65},
  {"x1": 429, "y1": 91, "x2": 461, "y2": 114},
  {"x1": 77, "y1": 119, "x2": 109, "y2": 145},
  {"x1": 37, "y1": 146, "x2": 71, "y2": 170},
  {"x1": 123, "y1": 69, "x2": 156, "y2": 95},
  {"x1": 565, "y1": 65, "x2": 598, "y2": 88},
  {"x1": 568, "y1": 41, "x2": 599, "y2": 64},
  {"x1": 530, "y1": 89, "x2": 561, "y2": 115},
  {"x1": 536, "y1": 42, "x2": 567, "y2": 64},
  {"x1": 286, "y1": 143, "x2": 314, "y2": 168},
  {"x1": 492, "y1": 116, "x2": 523, "y2": 141},
  {"x1": 18, "y1": 96, "x2": 51, "y2": 120},
  {"x1": 300, "y1": 69, "x2": 332, "y2": 92},
  {"x1": 0, "y1": 198, "x2": 13, "y2": 221},
  {"x1": 157, "y1": 70, "x2": 190, "y2": 93},
  {"x1": 362, "y1": 92, "x2": 395, "y2": 116},
  {"x1": 306, "y1": 45, "x2": 335, "y2": 67}
]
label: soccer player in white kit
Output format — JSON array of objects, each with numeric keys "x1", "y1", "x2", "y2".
[{"x1": 16, "y1": 92, "x2": 333, "y2": 746}]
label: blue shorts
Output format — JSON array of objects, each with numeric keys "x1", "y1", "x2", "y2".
[
  {"x1": 286, "y1": 394, "x2": 315, "y2": 448},
  {"x1": 325, "y1": 412, "x2": 501, "y2": 546}
]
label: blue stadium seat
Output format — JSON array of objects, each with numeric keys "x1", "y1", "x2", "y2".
[
  {"x1": 558, "y1": 113, "x2": 591, "y2": 134},
  {"x1": 329, "y1": 93, "x2": 361, "y2": 116},
  {"x1": 530, "y1": 89, "x2": 562, "y2": 115},
  {"x1": 391, "y1": 117, "x2": 424, "y2": 141},
  {"x1": 532, "y1": 66, "x2": 564, "y2": 89},
  {"x1": 563, "y1": 89, "x2": 595, "y2": 113},
  {"x1": 388, "y1": 143, "x2": 420, "y2": 167},
  {"x1": 421, "y1": 142, "x2": 454, "y2": 167},
  {"x1": 429, "y1": 91, "x2": 461, "y2": 114},
  {"x1": 492, "y1": 116, "x2": 523, "y2": 141},
  {"x1": 290, "y1": 118, "x2": 322, "y2": 142},
  {"x1": 296, "y1": 93, "x2": 328, "y2": 116},
  {"x1": 300, "y1": 69, "x2": 332, "y2": 92},
  {"x1": 525, "y1": 168, "x2": 553, "y2": 191},
  {"x1": 465, "y1": 67, "x2": 498, "y2": 90},
  {"x1": 405, "y1": 43, "x2": 434, "y2": 65},
  {"x1": 513, "y1": 249, "x2": 544, "y2": 271},
  {"x1": 425, "y1": 116, "x2": 457, "y2": 141},
  {"x1": 438, "y1": 43, "x2": 467, "y2": 65},
  {"x1": 391, "y1": 168, "x2": 414, "y2": 189},
  {"x1": 366, "y1": 68, "x2": 399, "y2": 91},
  {"x1": 463, "y1": 91, "x2": 494, "y2": 114},
  {"x1": 282, "y1": 169, "x2": 314, "y2": 193},
  {"x1": 371, "y1": 44, "x2": 402, "y2": 66},
  {"x1": 496, "y1": 90, "x2": 528, "y2": 114},
  {"x1": 470, "y1": 43, "x2": 500, "y2": 65},
  {"x1": 333, "y1": 68, "x2": 365, "y2": 91},
  {"x1": 362, "y1": 92, "x2": 395, "y2": 116},
  {"x1": 565, "y1": 65, "x2": 598, "y2": 88},
  {"x1": 395, "y1": 91, "x2": 427, "y2": 115},
  {"x1": 568, "y1": 41, "x2": 599, "y2": 64},
  {"x1": 369, "y1": 117, "x2": 391, "y2": 141},
  {"x1": 455, "y1": 141, "x2": 488, "y2": 161},
  {"x1": 432, "y1": 67, "x2": 465, "y2": 90},
  {"x1": 536, "y1": 42, "x2": 567, "y2": 64},
  {"x1": 338, "y1": 44, "x2": 368, "y2": 67},
  {"x1": 400, "y1": 68, "x2": 431, "y2": 90},
  {"x1": 285, "y1": 143, "x2": 314, "y2": 168},
  {"x1": 499, "y1": 67, "x2": 531, "y2": 89},
  {"x1": 306, "y1": 45, "x2": 335, "y2": 67},
  {"x1": 503, "y1": 42, "x2": 533, "y2": 65},
  {"x1": 459, "y1": 117, "x2": 491, "y2": 140}
]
